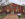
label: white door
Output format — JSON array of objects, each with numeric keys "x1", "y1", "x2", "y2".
[{"x1": 7, "y1": 9, "x2": 10, "y2": 12}]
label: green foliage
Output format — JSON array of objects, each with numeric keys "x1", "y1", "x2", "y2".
[
  {"x1": 20, "y1": 14, "x2": 25, "y2": 18},
  {"x1": 0, "y1": 14, "x2": 7, "y2": 19}
]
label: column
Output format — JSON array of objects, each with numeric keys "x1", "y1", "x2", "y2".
[
  {"x1": 13, "y1": 9, "x2": 14, "y2": 15},
  {"x1": 11, "y1": 10, "x2": 13, "y2": 14}
]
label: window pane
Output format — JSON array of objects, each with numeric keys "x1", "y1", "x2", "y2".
[
  {"x1": 24, "y1": 10, "x2": 25, "y2": 12},
  {"x1": 23, "y1": 9, "x2": 25, "y2": 12},
  {"x1": 24, "y1": 6, "x2": 25, "y2": 9}
]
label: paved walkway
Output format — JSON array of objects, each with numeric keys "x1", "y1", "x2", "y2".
[{"x1": 3, "y1": 14, "x2": 19, "y2": 19}]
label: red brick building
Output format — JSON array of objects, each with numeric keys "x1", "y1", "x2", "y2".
[{"x1": 0, "y1": 3, "x2": 25, "y2": 14}]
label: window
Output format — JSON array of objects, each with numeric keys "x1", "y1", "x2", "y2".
[
  {"x1": 16, "y1": 9, "x2": 18, "y2": 12},
  {"x1": 24, "y1": 6, "x2": 25, "y2": 9},
  {"x1": 23, "y1": 6, "x2": 25, "y2": 12},
  {"x1": 16, "y1": 7, "x2": 19, "y2": 12},
  {"x1": 24, "y1": 10, "x2": 25, "y2": 12},
  {"x1": 23, "y1": 9, "x2": 25, "y2": 12},
  {"x1": 0, "y1": 7, "x2": 2, "y2": 12},
  {"x1": 16, "y1": 7, "x2": 18, "y2": 12},
  {"x1": 0, "y1": 7, "x2": 2, "y2": 9}
]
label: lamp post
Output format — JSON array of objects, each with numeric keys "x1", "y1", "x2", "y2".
[{"x1": 17, "y1": 13, "x2": 21, "y2": 19}]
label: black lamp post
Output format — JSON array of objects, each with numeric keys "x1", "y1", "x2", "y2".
[{"x1": 17, "y1": 13, "x2": 21, "y2": 19}]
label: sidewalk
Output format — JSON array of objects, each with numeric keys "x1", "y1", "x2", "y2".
[{"x1": 3, "y1": 14, "x2": 19, "y2": 19}]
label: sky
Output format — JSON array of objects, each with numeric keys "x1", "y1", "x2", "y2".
[
  {"x1": 0, "y1": 0, "x2": 25, "y2": 6},
  {"x1": 9, "y1": 0, "x2": 25, "y2": 5},
  {"x1": 0, "y1": 0, "x2": 9, "y2": 6}
]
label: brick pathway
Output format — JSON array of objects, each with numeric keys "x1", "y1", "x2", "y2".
[{"x1": 3, "y1": 14, "x2": 19, "y2": 19}]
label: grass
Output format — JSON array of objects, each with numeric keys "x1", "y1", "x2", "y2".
[
  {"x1": 20, "y1": 14, "x2": 25, "y2": 18},
  {"x1": 0, "y1": 13, "x2": 7, "y2": 19}
]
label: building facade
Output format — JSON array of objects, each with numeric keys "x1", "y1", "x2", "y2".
[{"x1": 0, "y1": 3, "x2": 25, "y2": 14}]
